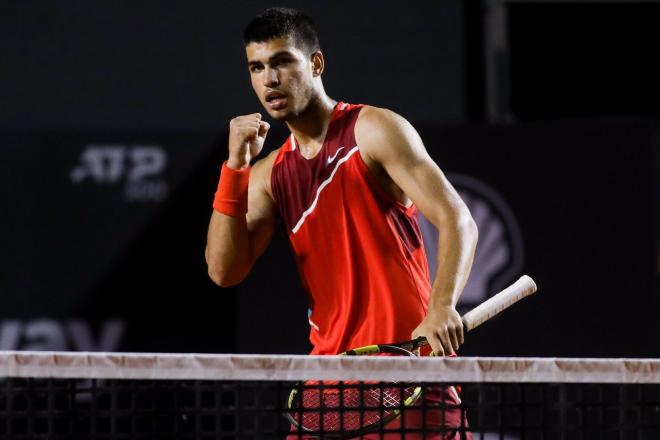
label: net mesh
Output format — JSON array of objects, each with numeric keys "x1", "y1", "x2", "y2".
[{"x1": 0, "y1": 352, "x2": 658, "y2": 439}]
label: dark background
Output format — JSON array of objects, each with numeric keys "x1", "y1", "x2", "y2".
[{"x1": 1, "y1": 1, "x2": 658, "y2": 357}]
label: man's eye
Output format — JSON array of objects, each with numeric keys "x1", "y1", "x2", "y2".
[{"x1": 250, "y1": 65, "x2": 264, "y2": 73}]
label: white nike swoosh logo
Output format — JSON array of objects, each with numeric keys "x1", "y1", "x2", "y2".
[{"x1": 327, "y1": 147, "x2": 344, "y2": 164}]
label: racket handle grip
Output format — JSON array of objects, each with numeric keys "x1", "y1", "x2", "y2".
[
  {"x1": 461, "y1": 275, "x2": 537, "y2": 331},
  {"x1": 397, "y1": 275, "x2": 537, "y2": 351}
]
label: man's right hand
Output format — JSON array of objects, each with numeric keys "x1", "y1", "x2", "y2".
[{"x1": 227, "y1": 113, "x2": 270, "y2": 170}]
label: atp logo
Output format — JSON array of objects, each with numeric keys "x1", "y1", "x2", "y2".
[
  {"x1": 419, "y1": 174, "x2": 524, "y2": 312},
  {"x1": 70, "y1": 144, "x2": 168, "y2": 201}
]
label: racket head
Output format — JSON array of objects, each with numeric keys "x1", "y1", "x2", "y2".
[{"x1": 286, "y1": 345, "x2": 422, "y2": 437}]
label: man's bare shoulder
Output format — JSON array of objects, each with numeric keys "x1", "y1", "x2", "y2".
[
  {"x1": 355, "y1": 105, "x2": 419, "y2": 159},
  {"x1": 357, "y1": 105, "x2": 406, "y2": 128},
  {"x1": 355, "y1": 105, "x2": 410, "y2": 131}
]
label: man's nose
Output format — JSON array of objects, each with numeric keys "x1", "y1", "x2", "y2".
[{"x1": 263, "y1": 66, "x2": 279, "y2": 87}]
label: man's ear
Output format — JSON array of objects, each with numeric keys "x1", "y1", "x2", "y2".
[{"x1": 311, "y1": 51, "x2": 325, "y2": 77}]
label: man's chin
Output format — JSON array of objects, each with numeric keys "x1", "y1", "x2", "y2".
[
  {"x1": 266, "y1": 108, "x2": 294, "y2": 122},
  {"x1": 269, "y1": 113, "x2": 289, "y2": 121}
]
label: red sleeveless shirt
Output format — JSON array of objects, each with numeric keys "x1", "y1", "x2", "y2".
[{"x1": 270, "y1": 102, "x2": 431, "y2": 354}]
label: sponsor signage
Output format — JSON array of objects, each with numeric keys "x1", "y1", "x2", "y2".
[
  {"x1": 70, "y1": 144, "x2": 168, "y2": 202},
  {"x1": 0, "y1": 320, "x2": 125, "y2": 352}
]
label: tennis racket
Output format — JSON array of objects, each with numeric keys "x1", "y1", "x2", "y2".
[{"x1": 286, "y1": 274, "x2": 538, "y2": 438}]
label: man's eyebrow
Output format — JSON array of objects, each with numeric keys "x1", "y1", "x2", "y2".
[
  {"x1": 247, "y1": 50, "x2": 297, "y2": 66},
  {"x1": 269, "y1": 50, "x2": 296, "y2": 59}
]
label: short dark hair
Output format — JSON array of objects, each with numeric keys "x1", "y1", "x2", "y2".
[{"x1": 243, "y1": 7, "x2": 320, "y2": 55}]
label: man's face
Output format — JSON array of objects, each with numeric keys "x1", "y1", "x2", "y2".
[{"x1": 245, "y1": 37, "x2": 316, "y2": 121}]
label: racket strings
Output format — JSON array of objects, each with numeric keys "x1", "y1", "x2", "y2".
[{"x1": 293, "y1": 381, "x2": 417, "y2": 432}]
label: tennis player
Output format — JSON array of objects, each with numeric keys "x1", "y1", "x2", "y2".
[{"x1": 205, "y1": 7, "x2": 477, "y2": 438}]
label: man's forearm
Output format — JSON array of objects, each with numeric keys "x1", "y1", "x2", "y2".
[
  {"x1": 206, "y1": 211, "x2": 252, "y2": 287},
  {"x1": 429, "y1": 213, "x2": 478, "y2": 310},
  {"x1": 205, "y1": 112, "x2": 272, "y2": 287}
]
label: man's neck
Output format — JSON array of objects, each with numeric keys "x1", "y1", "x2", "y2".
[{"x1": 286, "y1": 94, "x2": 337, "y2": 159}]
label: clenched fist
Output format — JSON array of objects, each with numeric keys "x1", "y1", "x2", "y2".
[{"x1": 227, "y1": 113, "x2": 270, "y2": 170}]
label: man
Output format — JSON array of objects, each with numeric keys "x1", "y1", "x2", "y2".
[{"x1": 205, "y1": 7, "x2": 477, "y2": 438}]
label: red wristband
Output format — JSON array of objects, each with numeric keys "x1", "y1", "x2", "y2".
[{"x1": 212, "y1": 161, "x2": 250, "y2": 217}]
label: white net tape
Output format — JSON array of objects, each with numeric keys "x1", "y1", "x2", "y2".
[{"x1": 0, "y1": 351, "x2": 658, "y2": 383}]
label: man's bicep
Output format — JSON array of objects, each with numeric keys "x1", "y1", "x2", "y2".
[
  {"x1": 394, "y1": 157, "x2": 466, "y2": 225},
  {"x1": 357, "y1": 107, "x2": 466, "y2": 224},
  {"x1": 245, "y1": 159, "x2": 278, "y2": 261}
]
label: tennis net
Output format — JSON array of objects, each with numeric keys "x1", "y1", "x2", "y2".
[{"x1": 0, "y1": 352, "x2": 658, "y2": 439}]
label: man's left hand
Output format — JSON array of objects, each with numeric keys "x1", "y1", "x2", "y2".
[{"x1": 411, "y1": 305, "x2": 464, "y2": 356}]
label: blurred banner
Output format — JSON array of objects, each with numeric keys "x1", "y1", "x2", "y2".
[
  {"x1": 0, "y1": 133, "x2": 233, "y2": 353},
  {"x1": 1, "y1": 120, "x2": 657, "y2": 356}
]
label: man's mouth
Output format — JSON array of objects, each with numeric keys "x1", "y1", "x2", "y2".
[{"x1": 265, "y1": 91, "x2": 287, "y2": 110}]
